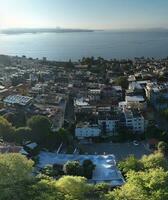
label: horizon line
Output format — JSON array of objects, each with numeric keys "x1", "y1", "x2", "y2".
[{"x1": 1, "y1": 26, "x2": 168, "y2": 31}]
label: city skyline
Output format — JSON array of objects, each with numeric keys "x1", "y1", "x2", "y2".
[{"x1": 0, "y1": 0, "x2": 168, "y2": 30}]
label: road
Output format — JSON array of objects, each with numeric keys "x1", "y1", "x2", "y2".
[
  {"x1": 81, "y1": 142, "x2": 150, "y2": 161},
  {"x1": 64, "y1": 96, "x2": 75, "y2": 123}
]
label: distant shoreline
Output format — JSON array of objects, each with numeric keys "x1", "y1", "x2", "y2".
[
  {"x1": 1, "y1": 28, "x2": 168, "y2": 35},
  {"x1": 0, "y1": 28, "x2": 95, "y2": 35}
]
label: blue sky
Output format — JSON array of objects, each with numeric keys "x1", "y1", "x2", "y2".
[{"x1": 0, "y1": 0, "x2": 168, "y2": 29}]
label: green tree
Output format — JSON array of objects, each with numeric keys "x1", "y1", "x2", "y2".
[
  {"x1": 82, "y1": 159, "x2": 95, "y2": 179},
  {"x1": 27, "y1": 115, "x2": 51, "y2": 143},
  {"x1": 92, "y1": 183, "x2": 110, "y2": 200},
  {"x1": 0, "y1": 153, "x2": 34, "y2": 200},
  {"x1": 41, "y1": 165, "x2": 59, "y2": 177},
  {"x1": 0, "y1": 116, "x2": 15, "y2": 142},
  {"x1": 145, "y1": 125, "x2": 162, "y2": 140},
  {"x1": 0, "y1": 179, "x2": 34, "y2": 200},
  {"x1": 29, "y1": 177, "x2": 65, "y2": 200},
  {"x1": 4, "y1": 111, "x2": 26, "y2": 127},
  {"x1": 157, "y1": 141, "x2": 168, "y2": 155},
  {"x1": 118, "y1": 155, "x2": 142, "y2": 175},
  {"x1": 161, "y1": 109, "x2": 168, "y2": 120},
  {"x1": 56, "y1": 176, "x2": 90, "y2": 200},
  {"x1": 140, "y1": 152, "x2": 168, "y2": 171},
  {"x1": 0, "y1": 153, "x2": 33, "y2": 186},
  {"x1": 57, "y1": 128, "x2": 72, "y2": 144},
  {"x1": 15, "y1": 127, "x2": 32, "y2": 145},
  {"x1": 63, "y1": 161, "x2": 83, "y2": 176},
  {"x1": 106, "y1": 168, "x2": 168, "y2": 200},
  {"x1": 115, "y1": 76, "x2": 129, "y2": 89}
]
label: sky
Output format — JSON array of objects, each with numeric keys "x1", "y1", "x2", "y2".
[{"x1": 0, "y1": 0, "x2": 168, "y2": 30}]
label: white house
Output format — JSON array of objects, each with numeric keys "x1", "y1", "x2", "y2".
[
  {"x1": 75, "y1": 123, "x2": 101, "y2": 139},
  {"x1": 124, "y1": 109, "x2": 145, "y2": 133}
]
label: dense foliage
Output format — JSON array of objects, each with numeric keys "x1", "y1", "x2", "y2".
[
  {"x1": 27, "y1": 115, "x2": 52, "y2": 144},
  {"x1": 0, "y1": 116, "x2": 73, "y2": 151},
  {"x1": 1, "y1": 151, "x2": 168, "y2": 200},
  {"x1": 1, "y1": 113, "x2": 168, "y2": 200},
  {"x1": 63, "y1": 159, "x2": 95, "y2": 179}
]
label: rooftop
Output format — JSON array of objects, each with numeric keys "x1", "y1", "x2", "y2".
[
  {"x1": 38, "y1": 152, "x2": 125, "y2": 187},
  {"x1": 4, "y1": 95, "x2": 33, "y2": 106},
  {"x1": 126, "y1": 95, "x2": 145, "y2": 102}
]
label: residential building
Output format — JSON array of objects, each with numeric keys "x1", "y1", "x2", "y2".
[
  {"x1": 98, "y1": 113, "x2": 119, "y2": 135},
  {"x1": 75, "y1": 123, "x2": 101, "y2": 139},
  {"x1": 123, "y1": 109, "x2": 145, "y2": 133},
  {"x1": 3, "y1": 95, "x2": 33, "y2": 107},
  {"x1": 145, "y1": 82, "x2": 168, "y2": 110}
]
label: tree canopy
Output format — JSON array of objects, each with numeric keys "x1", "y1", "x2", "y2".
[
  {"x1": 27, "y1": 115, "x2": 52, "y2": 143},
  {"x1": 1, "y1": 152, "x2": 168, "y2": 200},
  {"x1": 0, "y1": 153, "x2": 34, "y2": 200},
  {"x1": 118, "y1": 155, "x2": 142, "y2": 175},
  {"x1": 0, "y1": 116, "x2": 15, "y2": 142},
  {"x1": 115, "y1": 76, "x2": 129, "y2": 89},
  {"x1": 63, "y1": 161, "x2": 83, "y2": 176},
  {"x1": 106, "y1": 168, "x2": 168, "y2": 200}
]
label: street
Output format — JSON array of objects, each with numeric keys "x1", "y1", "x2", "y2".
[{"x1": 81, "y1": 142, "x2": 150, "y2": 161}]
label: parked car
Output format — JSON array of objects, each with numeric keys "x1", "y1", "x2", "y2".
[{"x1": 133, "y1": 140, "x2": 139, "y2": 146}]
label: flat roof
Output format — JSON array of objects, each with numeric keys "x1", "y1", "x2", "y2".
[
  {"x1": 4, "y1": 95, "x2": 33, "y2": 106},
  {"x1": 74, "y1": 98, "x2": 89, "y2": 106},
  {"x1": 38, "y1": 152, "x2": 125, "y2": 187},
  {"x1": 126, "y1": 95, "x2": 145, "y2": 102},
  {"x1": 112, "y1": 86, "x2": 122, "y2": 91}
]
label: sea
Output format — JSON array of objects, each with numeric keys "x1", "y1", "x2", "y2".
[{"x1": 0, "y1": 30, "x2": 168, "y2": 61}]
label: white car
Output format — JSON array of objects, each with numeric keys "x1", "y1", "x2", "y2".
[{"x1": 133, "y1": 140, "x2": 139, "y2": 146}]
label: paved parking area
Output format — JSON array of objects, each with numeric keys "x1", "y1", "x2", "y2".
[{"x1": 81, "y1": 142, "x2": 150, "y2": 161}]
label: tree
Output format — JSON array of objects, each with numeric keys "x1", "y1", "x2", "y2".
[
  {"x1": 161, "y1": 109, "x2": 168, "y2": 120},
  {"x1": 92, "y1": 183, "x2": 110, "y2": 199},
  {"x1": 56, "y1": 176, "x2": 90, "y2": 200},
  {"x1": 115, "y1": 76, "x2": 129, "y2": 89},
  {"x1": 157, "y1": 141, "x2": 168, "y2": 155},
  {"x1": 140, "y1": 152, "x2": 168, "y2": 171},
  {"x1": 117, "y1": 128, "x2": 134, "y2": 142},
  {"x1": 14, "y1": 127, "x2": 32, "y2": 145},
  {"x1": 0, "y1": 116, "x2": 15, "y2": 142},
  {"x1": 0, "y1": 179, "x2": 33, "y2": 200},
  {"x1": 57, "y1": 128, "x2": 72, "y2": 144},
  {"x1": 63, "y1": 161, "x2": 83, "y2": 176},
  {"x1": 28, "y1": 177, "x2": 65, "y2": 200},
  {"x1": 82, "y1": 159, "x2": 95, "y2": 179},
  {"x1": 0, "y1": 153, "x2": 34, "y2": 200},
  {"x1": 118, "y1": 155, "x2": 142, "y2": 175},
  {"x1": 27, "y1": 115, "x2": 51, "y2": 143},
  {"x1": 145, "y1": 125, "x2": 162, "y2": 140},
  {"x1": 106, "y1": 168, "x2": 168, "y2": 200},
  {"x1": 41, "y1": 165, "x2": 59, "y2": 177},
  {"x1": 0, "y1": 153, "x2": 33, "y2": 186},
  {"x1": 4, "y1": 111, "x2": 26, "y2": 127}
]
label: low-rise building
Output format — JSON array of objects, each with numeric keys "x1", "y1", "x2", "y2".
[
  {"x1": 75, "y1": 123, "x2": 101, "y2": 139},
  {"x1": 38, "y1": 152, "x2": 125, "y2": 187},
  {"x1": 3, "y1": 94, "x2": 33, "y2": 107},
  {"x1": 145, "y1": 82, "x2": 168, "y2": 110},
  {"x1": 123, "y1": 109, "x2": 145, "y2": 133},
  {"x1": 98, "y1": 113, "x2": 119, "y2": 135}
]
